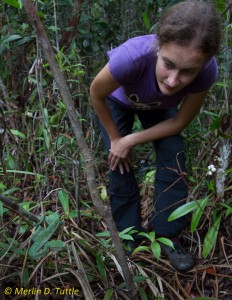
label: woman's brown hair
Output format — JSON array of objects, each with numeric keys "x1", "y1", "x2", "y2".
[{"x1": 156, "y1": 1, "x2": 221, "y2": 57}]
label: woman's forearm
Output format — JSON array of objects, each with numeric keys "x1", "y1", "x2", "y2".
[{"x1": 127, "y1": 117, "x2": 183, "y2": 147}]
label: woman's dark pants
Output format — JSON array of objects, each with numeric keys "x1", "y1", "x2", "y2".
[{"x1": 99, "y1": 98, "x2": 188, "y2": 238}]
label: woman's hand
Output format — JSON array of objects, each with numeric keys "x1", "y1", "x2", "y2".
[{"x1": 108, "y1": 136, "x2": 133, "y2": 174}]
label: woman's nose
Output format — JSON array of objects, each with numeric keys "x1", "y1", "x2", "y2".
[{"x1": 167, "y1": 71, "x2": 180, "y2": 87}]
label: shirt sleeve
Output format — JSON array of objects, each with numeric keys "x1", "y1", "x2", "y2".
[
  {"x1": 188, "y1": 57, "x2": 219, "y2": 93},
  {"x1": 107, "y1": 43, "x2": 141, "y2": 85}
]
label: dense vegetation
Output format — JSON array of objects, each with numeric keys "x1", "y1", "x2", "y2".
[{"x1": 0, "y1": 0, "x2": 231, "y2": 299}]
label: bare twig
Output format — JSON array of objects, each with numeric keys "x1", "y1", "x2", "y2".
[{"x1": 21, "y1": 0, "x2": 136, "y2": 297}]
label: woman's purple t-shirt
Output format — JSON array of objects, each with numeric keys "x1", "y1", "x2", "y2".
[{"x1": 107, "y1": 34, "x2": 218, "y2": 110}]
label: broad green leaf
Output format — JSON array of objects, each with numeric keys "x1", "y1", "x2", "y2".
[
  {"x1": 48, "y1": 240, "x2": 65, "y2": 252},
  {"x1": 119, "y1": 226, "x2": 136, "y2": 235},
  {"x1": 47, "y1": 25, "x2": 60, "y2": 32},
  {"x1": 6, "y1": 155, "x2": 18, "y2": 169},
  {"x1": 96, "y1": 254, "x2": 107, "y2": 280},
  {"x1": 142, "y1": 12, "x2": 151, "y2": 31},
  {"x1": 99, "y1": 238, "x2": 111, "y2": 248},
  {"x1": 3, "y1": 187, "x2": 20, "y2": 195},
  {"x1": 3, "y1": 0, "x2": 20, "y2": 8},
  {"x1": 120, "y1": 234, "x2": 134, "y2": 241},
  {"x1": 103, "y1": 289, "x2": 114, "y2": 300},
  {"x1": 218, "y1": 131, "x2": 232, "y2": 140},
  {"x1": 220, "y1": 203, "x2": 232, "y2": 218},
  {"x1": 6, "y1": 170, "x2": 45, "y2": 178},
  {"x1": 10, "y1": 129, "x2": 26, "y2": 139},
  {"x1": 0, "y1": 242, "x2": 25, "y2": 255},
  {"x1": 2, "y1": 35, "x2": 22, "y2": 43},
  {"x1": 138, "y1": 232, "x2": 152, "y2": 240},
  {"x1": 149, "y1": 231, "x2": 155, "y2": 241},
  {"x1": 168, "y1": 199, "x2": 205, "y2": 221},
  {"x1": 157, "y1": 237, "x2": 174, "y2": 248},
  {"x1": 95, "y1": 230, "x2": 111, "y2": 237},
  {"x1": 58, "y1": 189, "x2": 69, "y2": 215},
  {"x1": 144, "y1": 170, "x2": 155, "y2": 183},
  {"x1": 133, "y1": 276, "x2": 149, "y2": 282},
  {"x1": 138, "y1": 287, "x2": 149, "y2": 300},
  {"x1": 43, "y1": 108, "x2": 49, "y2": 126},
  {"x1": 23, "y1": 267, "x2": 29, "y2": 287},
  {"x1": 132, "y1": 245, "x2": 149, "y2": 254},
  {"x1": 45, "y1": 212, "x2": 60, "y2": 223},
  {"x1": 203, "y1": 217, "x2": 221, "y2": 258},
  {"x1": 191, "y1": 197, "x2": 209, "y2": 233},
  {"x1": 207, "y1": 180, "x2": 215, "y2": 192},
  {"x1": 100, "y1": 186, "x2": 107, "y2": 201},
  {"x1": 151, "y1": 242, "x2": 161, "y2": 259},
  {"x1": 0, "y1": 182, "x2": 7, "y2": 191},
  {"x1": 43, "y1": 128, "x2": 50, "y2": 149}
]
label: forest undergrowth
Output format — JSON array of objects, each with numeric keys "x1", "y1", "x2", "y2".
[
  {"x1": 0, "y1": 0, "x2": 232, "y2": 299},
  {"x1": 0, "y1": 103, "x2": 231, "y2": 299}
]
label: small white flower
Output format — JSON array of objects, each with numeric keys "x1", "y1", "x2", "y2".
[
  {"x1": 207, "y1": 164, "x2": 217, "y2": 172},
  {"x1": 207, "y1": 171, "x2": 213, "y2": 176}
]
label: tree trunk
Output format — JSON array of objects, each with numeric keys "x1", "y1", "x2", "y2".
[
  {"x1": 59, "y1": 0, "x2": 84, "y2": 50},
  {"x1": 21, "y1": 0, "x2": 136, "y2": 297}
]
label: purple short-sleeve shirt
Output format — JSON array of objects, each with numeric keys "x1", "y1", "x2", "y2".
[{"x1": 107, "y1": 34, "x2": 218, "y2": 110}]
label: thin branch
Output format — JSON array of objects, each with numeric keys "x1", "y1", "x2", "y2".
[{"x1": 21, "y1": 0, "x2": 136, "y2": 297}]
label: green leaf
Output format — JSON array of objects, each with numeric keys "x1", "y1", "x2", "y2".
[
  {"x1": 47, "y1": 25, "x2": 60, "y2": 32},
  {"x1": 58, "y1": 189, "x2": 69, "y2": 215},
  {"x1": 143, "y1": 170, "x2": 155, "y2": 183},
  {"x1": 132, "y1": 245, "x2": 149, "y2": 254},
  {"x1": 220, "y1": 203, "x2": 232, "y2": 218},
  {"x1": 100, "y1": 186, "x2": 107, "y2": 201},
  {"x1": 0, "y1": 182, "x2": 7, "y2": 191},
  {"x1": 157, "y1": 237, "x2": 174, "y2": 248},
  {"x1": 151, "y1": 242, "x2": 161, "y2": 259},
  {"x1": 2, "y1": 35, "x2": 22, "y2": 43},
  {"x1": 103, "y1": 289, "x2": 114, "y2": 300},
  {"x1": 6, "y1": 170, "x2": 46, "y2": 178},
  {"x1": 138, "y1": 287, "x2": 149, "y2": 300},
  {"x1": 95, "y1": 230, "x2": 111, "y2": 237},
  {"x1": 148, "y1": 231, "x2": 155, "y2": 242},
  {"x1": 22, "y1": 267, "x2": 29, "y2": 287},
  {"x1": 3, "y1": 0, "x2": 20, "y2": 8},
  {"x1": 120, "y1": 234, "x2": 134, "y2": 241},
  {"x1": 43, "y1": 128, "x2": 50, "y2": 149},
  {"x1": 0, "y1": 242, "x2": 25, "y2": 255},
  {"x1": 203, "y1": 217, "x2": 221, "y2": 258},
  {"x1": 133, "y1": 276, "x2": 149, "y2": 282},
  {"x1": 0, "y1": 201, "x2": 3, "y2": 217},
  {"x1": 119, "y1": 226, "x2": 137, "y2": 235},
  {"x1": 138, "y1": 232, "x2": 152, "y2": 240},
  {"x1": 191, "y1": 196, "x2": 209, "y2": 233},
  {"x1": 218, "y1": 131, "x2": 232, "y2": 140},
  {"x1": 96, "y1": 254, "x2": 107, "y2": 280},
  {"x1": 6, "y1": 154, "x2": 18, "y2": 170},
  {"x1": 142, "y1": 12, "x2": 151, "y2": 31},
  {"x1": 168, "y1": 199, "x2": 205, "y2": 221},
  {"x1": 10, "y1": 129, "x2": 26, "y2": 139},
  {"x1": 48, "y1": 240, "x2": 65, "y2": 252}
]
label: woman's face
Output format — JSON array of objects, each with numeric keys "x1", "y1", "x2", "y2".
[{"x1": 155, "y1": 42, "x2": 207, "y2": 95}]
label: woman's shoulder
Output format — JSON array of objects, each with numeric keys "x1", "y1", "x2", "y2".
[
  {"x1": 107, "y1": 35, "x2": 156, "y2": 85},
  {"x1": 108, "y1": 34, "x2": 157, "y2": 61}
]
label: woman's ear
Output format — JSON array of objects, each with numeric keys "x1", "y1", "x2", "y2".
[{"x1": 156, "y1": 38, "x2": 160, "y2": 55}]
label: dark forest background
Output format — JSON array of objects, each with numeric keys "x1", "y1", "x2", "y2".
[{"x1": 0, "y1": 0, "x2": 231, "y2": 299}]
